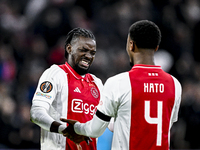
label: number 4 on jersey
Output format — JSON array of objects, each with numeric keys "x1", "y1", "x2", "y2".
[{"x1": 144, "y1": 101, "x2": 163, "y2": 146}]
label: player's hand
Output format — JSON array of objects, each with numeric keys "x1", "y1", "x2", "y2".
[
  {"x1": 60, "y1": 118, "x2": 92, "y2": 145},
  {"x1": 61, "y1": 118, "x2": 78, "y2": 126}
]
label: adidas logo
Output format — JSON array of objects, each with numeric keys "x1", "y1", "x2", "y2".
[{"x1": 74, "y1": 87, "x2": 81, "y2": 93}]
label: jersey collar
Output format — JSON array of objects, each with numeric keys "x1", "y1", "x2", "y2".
[
  {"x1": 132, "y1": 64, "x2": 162, "y2": 69},
  {"x1": 64, "y1": 62, "x2": 93, "y2": 82}
]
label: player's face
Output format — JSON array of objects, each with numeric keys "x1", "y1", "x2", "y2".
[{"x1": 67, "y1": 37, "x2": 96, "y2": 75}]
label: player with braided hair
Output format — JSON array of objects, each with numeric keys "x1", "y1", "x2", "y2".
[{"x1": 30, "y1": 27, "x2": 103, "y2": 150}]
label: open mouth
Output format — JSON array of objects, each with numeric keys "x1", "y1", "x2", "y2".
[{"x1": 79, "y1": 60, "x2": 90, "y2": 68}]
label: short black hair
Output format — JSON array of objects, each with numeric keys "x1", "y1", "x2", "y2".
[
  {"x1": 64, "y1": 27, "x2": 96, "y2": 59},
  {"x1": 129, "y1": 20, "x2": 161, "y2": 49}
]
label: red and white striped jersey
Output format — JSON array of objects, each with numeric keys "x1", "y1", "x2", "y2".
[
  {"x1": 31, "y1": 62, "x2": 103, "y2": 150},
  {"x1": 74, "y1": 64, "x2": 182, "y2": 150}
]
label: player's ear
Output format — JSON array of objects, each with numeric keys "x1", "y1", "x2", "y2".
[
  {"x1": 66, "y1": 44, "x2": 72, "y2": 54},
  {"x1": 155, "y1": 45, "x2": 159, "y2": 52},
  {"x1": 130, "y1": 40, "x2": 135, "y2": 52}
]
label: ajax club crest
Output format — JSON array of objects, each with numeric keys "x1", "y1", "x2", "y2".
[{"x1": 90, "y1": 87, "x2": 99, "y2": 99}]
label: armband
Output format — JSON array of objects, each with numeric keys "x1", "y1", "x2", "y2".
[{"x1": 96, "y1": 109, "x2": 111, "y2": 122}]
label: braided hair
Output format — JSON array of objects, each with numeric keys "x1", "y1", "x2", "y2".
[{"x1": 64, "y1": 27, "x2": 96, "y2": 59}]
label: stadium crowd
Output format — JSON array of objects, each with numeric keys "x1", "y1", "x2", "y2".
[{"x1": 0, "y1": 0, "x2": 200, "y2": 149}]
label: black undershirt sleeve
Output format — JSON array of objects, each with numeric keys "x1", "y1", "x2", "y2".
[
  {"x1": 95, "y1": 109, "x2": 111, "y2": 122},
  {"x1": 50, "y1": 121, "x2": 61, "y2": 133}
]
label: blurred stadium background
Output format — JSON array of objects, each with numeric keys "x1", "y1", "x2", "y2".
[{"x1": 0, "y1": 0, "x2": 200, "y2": 149}]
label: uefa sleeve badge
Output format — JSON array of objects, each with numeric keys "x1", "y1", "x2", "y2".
[{"x1": 40, "y1": 81, "x2": 53, "y2": 93}]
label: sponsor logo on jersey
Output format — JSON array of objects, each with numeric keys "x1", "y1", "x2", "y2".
[
  {"x1": 74, "y1": 87, "x2": 81, "y2": 93},
  {"x1": 40, "y1": 81, "x2": 53, "y2": 93},
  {"x1": 71, "y1": 99, "x2": 97, "y2": 115},
  {"x1": 90, "y1": 87, "x2": 99, "y2": 99},
  {"x1": 36, "y1": 92, "x2": 52, "y2": 99}
]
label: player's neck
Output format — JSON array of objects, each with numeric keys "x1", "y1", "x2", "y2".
[{"x1": 133, "y1": 50, "x2": 155, "y2": 65}]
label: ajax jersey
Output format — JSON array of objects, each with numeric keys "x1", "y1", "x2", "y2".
[
  {"x1": 129, "y1": 65, "x2": 179, "y2": 150},
  {"x1": 31, "y1": 62, "x2": 103, "y2": 150},
  {"x1": 59, "y1": 63, "x2": 100, "y2": 150},
  {"x1": 92, "y1": 64, "x2": 182, "y2": 150}
]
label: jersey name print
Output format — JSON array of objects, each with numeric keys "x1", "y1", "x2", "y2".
[
  {"x1": 129, "y1": 65, "x2": 175, "y2": 150},
  {"x1": 59, "y1": 63, "x2": 100, "y2": 150},
  {"x1": 144, "y1": 83, "x2": 164, "y2": 93}
]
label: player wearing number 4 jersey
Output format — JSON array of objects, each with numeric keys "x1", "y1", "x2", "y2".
[
  {"x1": 30, "y1": 28, "x2": 103, "y2": 150},
  {"x1": 62, "y1": 20, "x2": 182, "y2": 150}
]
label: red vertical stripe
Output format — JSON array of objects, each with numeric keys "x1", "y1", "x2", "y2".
[
  {"x1": 59, "y1": 63, "x2": 100, "y2": 150},
  {"x1": 129, "y1": 66, "x2": 175, "y2": 150}
]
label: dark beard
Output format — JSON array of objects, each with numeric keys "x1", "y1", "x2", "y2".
[
  {"x1": 130, "y1": 62, "x2": 134, "y2": 67},
  {"x1": 74, "y1": 63, "x2": 90, "y2": 75}
]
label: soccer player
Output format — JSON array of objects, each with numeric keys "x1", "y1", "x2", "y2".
[
  {"x1": 30, "y1": 28, "x2": 103, "y2": 150},
  {"x1": 61, "y1": 20, "x2": 182, "y2": 150}
]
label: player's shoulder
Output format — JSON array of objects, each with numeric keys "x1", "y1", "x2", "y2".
[
  {"x1": 108, "y1": 72, "x2": 129, "y2": 80},
  {"x1": 170, "y1": 74, "x2": 182, "y2": 89},
  {"x1": 89, "y1": 73, "x2": 103, "y2": 86},
  {"x1": 90, "y1": 73, "x2": 101, "y2": 81},
  {"x1": 106, "y1": 72, "x2": 129, "y2": 84},
  {"x1": 103, "y1": 72, "x2": 130, "y2": 94},
  {"x1": 43, "y1": 64, "x2": 66, "y2": 78}
]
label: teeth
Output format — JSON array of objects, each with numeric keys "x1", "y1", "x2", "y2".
[{"x1": 82, "y1": 60, "x2": 89, "y2": 65}]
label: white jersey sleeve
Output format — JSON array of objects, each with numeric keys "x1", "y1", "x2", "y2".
[
  {"x1": 30, "y1": 65, "x2": 67, "y2": 131},
  {"x1": 30, "y1": 102, "x2": 55, "y2": 131},
  {"x1": 32, "y1": 65, "x2": 61, "y2": 105},
  {"x1": 97, "y1": 72, "x2": 130, "y2": 117},
  {"x1": 171, "y1": 75, "x2": 182, "y2": 123},
  {"x1": 74, "y1": 114, "x2": 110, "y2": 138}
]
